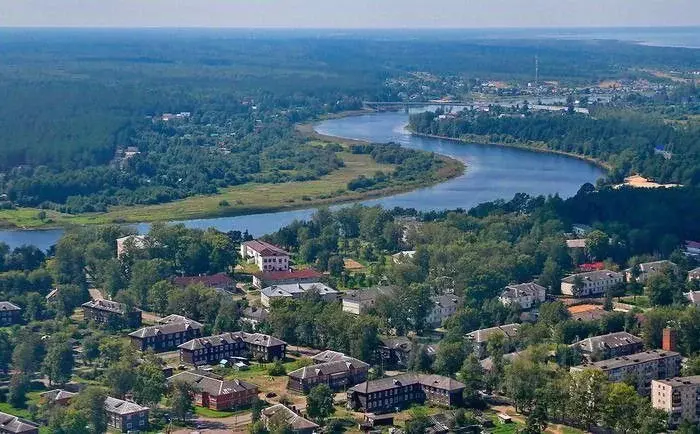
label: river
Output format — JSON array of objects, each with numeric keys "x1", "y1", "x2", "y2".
[{"x1": 0, "y1": 110, "x2": 604, "y2": 250}]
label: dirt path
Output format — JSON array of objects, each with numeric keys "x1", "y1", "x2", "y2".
[
  {"x1": 171, "y1": 412, "x2": 253, "y2": 434},
  {"x1": 491, "y1": 405, "x2": 586, "y2": 434}
]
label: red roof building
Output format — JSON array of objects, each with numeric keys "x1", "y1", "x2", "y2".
[
  {"x1": 173, "y1": 273, "x2": 235, "y2": 293},
  {"x1": 253, "y1": 268, "x2": 324, "y2": 289}
]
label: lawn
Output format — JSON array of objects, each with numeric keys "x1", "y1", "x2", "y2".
[
  {"x1": 0, "y1": 402, "x2": 32, "y2": 419},
  {"x1": 561, "y1": 427, "x2": 585, "y2": 434},
  {"x1": 620, "y1": 295, "x2": 651, "y2": 308},
  {"x1": 194, "y1": 406, "x2": 249, "y2": 418}
]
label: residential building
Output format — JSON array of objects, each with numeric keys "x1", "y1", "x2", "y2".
[
  {"x1": 260, "y1": 282, "x2": 339, "y2": 307},
  {"x1": 426, "y1": 295, "x2": 461, "y2": 328},
  {"x1": 116, "y1": 234, "x2": 147, "y2": 259},
  {"x1": 480, "y1": 352, "x2": 524, "y2": 373},
  {"x1": 0, "y1": 411, "x2": 39, "y2": 434},
  {"x1": 346, "y1": 373, "x2": 465, "y2": 413},
  {"x1": 252, "y1": 268, "x2": 323, "y2": 289},
  {"x1": 0, "y1": 302, "x2": 21, "y2": 326},
  {"x1": 378, "y1": 336, "x2": 438, "y2": 369},
  {"x1": 498, "y1": 282, "x2": 546, "y2": 310},
  {"x1": 179, "y1": 332, "x2": 287, "y2": 365},
  {"x1": 81, "y1": 299, "x2": 142, "y2": 328},
  {"x1": 684, "y1": 240, "x2": 700, "y2": 257},
  {"x1": 287, "y1": 352, "x2": 369, "y2": 393},
  {"x1": 261, "y1": 404, "x2": 319, "y2": 434},
  {"x1": 571, "y1": 332, "x2": 644, "y2": 361},
  {"x1": 685, "y1": 291, "x2": 700, "y2": 306},
  {"x1": 391, "y1": 251, "x2": 416, "y2": 264},
  {"x1": 240, "y1": 240, "x2": 290, "y2": 272},
  {"x1": 173, "y1": 273, "x2": 236, "y2": 294},
  {"x1": 651, "y1": 376, "x2": 700, "y2": 428},
  {"x1": 625, "y1": 260, "x2": 677, "y2": 283},
  {"x1": 104, "y1": 397, "x2": 149, "y2": 433},
  {"x1": 566, "y1": 239, "x2": 586, "y2": 250},
  {"x1": 572, "y1": 224, "x2": 593, "y2": 237},
  {"x1": 167, "y1": 371, "x2": 258, "y2": 411},
  {"x1": 39, "y1": 389, "x2": 76, "y2": 406},
  {"x1": 128, "y1": 316, "x2": 203, "y2": 352},
  {"x1": 341, "y1": 286, "x2": 397, "y2": 315},
  {"x1": 466, "y1": 324, "x2": 520, "y2": 359},
  {"x1": 560, "y1": 270, "x2": 623, "y2": 297},
  {"x1": 688, "y1": 267, "x2": 700, "y2": 280},
  {"x1": 571, "y1": 349, "x2": 682, "y2": 394}
]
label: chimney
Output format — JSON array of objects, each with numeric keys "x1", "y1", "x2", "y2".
[{"x1": 662, "y1": 328, "x2": 677, "y2": 352}]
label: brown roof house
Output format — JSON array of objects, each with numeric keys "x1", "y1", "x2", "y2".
[
  {"x1": 241, "y1": 240, "x2": 290, "y2": 273},
  {"x1": 82, "y1": 299, "x2": 142, "y2": 329},
  {"x1": 253, "y1": 268, "x2": 323, "y2": 289},
  {"x1": 173, "y1": 273, "x2": 236, "y2": 294},
  {"x1": 347, "y1": 374, "x2": 465, "y2": 413},
  {"x1": 178, "y1": 332, "x2": 287, "y2": 365},
  {"x1": 39, "y1": 389, "x2": 76, "y2": 406},
  {"x1": 0, "y1": 411, "x2": 39, "y2": 434},
  {"x1": 167, "y1": 371, "x2": 258, "y2": 411},
  {"x1": 104, "y1": 397, "x2": 149, "y2": 433},
  {"x1": 287, "y1": 350, "x2": 369, "y2": 394},
  {"x1": 129, "y1": 316, "x2": 203, "y2": 352},
  {"x1": 261, "y1": 404, "x2": 319, "y2": 434}
]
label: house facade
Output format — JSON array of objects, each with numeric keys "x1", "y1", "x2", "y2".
[
  {"x1": 179, "y1": 332, "x2": 287, "y2": 365},
  {"x1": 341, "y1": 286, "x2": 397, "y2": 315},
  {"x1": 560, "y1": 270, "x2": 623, "y2": 297},
  {"x1": 347, "y1": 374, "x2": 465, "y2": 413},
  {"x1": 261, "y1": 282, "x2": 339, "y2": 307},
  {"x1": 287, "y1": 351, "x2": 369, "y2": 394},
  {"x1": 167, "y1": 371, "x2": 258, "y2": 411},
  {"x1": 104, "y1": 397, "x2": 149, "y2": 433},
  {"x1": 571, "y1": 331, "x2": 644, "y2": 361},
  {"x1": 498, "y1": 282, "x2": 546, "y2": 310},
  {"x1": 81, "y1": 299, "x2": 142, "y2": 328},
  {"x1": 240, "y1": 240, "x2": 290, "y2": 272},
  {"x1": 571, "y1": 349, "x2": 682, "y2": 395},
  {"x1": 426, "y1": 295, "x2": 461, "y2": 328},
  {"x1": 252, "y1": 268, "x2": 323, "y2": 290},
  {"x1": 0, "y1": 411, "x2": 39, "y2": 434},
  {"x1": 651, "y1": 376, "x2": 700, "y2": 428},
  {"x1": 261, "y1": 404, "x2": 319, "y2": 434},
  {"x1": 0, "y1": 302, "x2": 21, "y2": 326},
  {"x1": 129, "y1": 317, "x2": 203, "y2": 352}
]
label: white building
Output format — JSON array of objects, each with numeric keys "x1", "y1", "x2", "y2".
[
  {"x1": 561, "y1": 270, "x2": 623, "y2": 297},
  {"x1": 652, "y1": 376, "x2": 700, "y2": 427},
  {"x1": 116, "y1": 235, "x2": 147, "y2": 259},
  {"x1": 426, "y1": 295, "x2": 461, "y2": 328},
  {"x1": 625, "y1": 260, "x2": 676, "y2": 283},
  {"x1": 240, "y1": 240, "x2": 289, "y2": 272},
  {"x1": 391, "y1": 251, "x2": 416, "y2": 264},
  {"x1": 341, "y1": 286, "x2": 397, "y2": 315},
  {"x1": 498, "y1": 282, "x2": 546, "y2": 310},
  {"x1": 260, "y1": 282, "x2": 339, "y2": 307},
  {"x1": 685, "y1": 291, "x2": 700, "y2": 306}
]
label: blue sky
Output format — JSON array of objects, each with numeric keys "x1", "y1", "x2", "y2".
[{"x1": 2, "y1": 0, "x2": 698, "y2": 28}]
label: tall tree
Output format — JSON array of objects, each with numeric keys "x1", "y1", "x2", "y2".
[
  {"x1": 133, "y1": 355, "x2": 167, "y2": 406},
  {"x1": 169, "y1": 380, "x2": 195, "y2": 423},
  {"x1": 43, "y1": 338, "x2": 75, "y2": 386},
  {"x1": 306, "y1": 384, "x2": 334, "y2": 421},
  {"x1": 72, "y1": 387, "x2": 108, "y2": 434}
]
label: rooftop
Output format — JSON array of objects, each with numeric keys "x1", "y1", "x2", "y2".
[
  {"x1": 261, "y1": 282, "x2": 338, "y2": 299},
  {"x1": 566, "y1": 239, "x2": 586, "y2": 249},
  {"x1": 288, "y1": 356, "x2": 369, "y2": 381},
  {"x1": 312, "y1": 350, "x2": 348, "y2": 364},
  {"x1": 576, "y1": 349, "x2": 681, "y2": 371},
  {"x1": 82, "y1": 299, "x2": 135, "y2": 314},
  {"x1": 501, "y1": 282, "x2": 545, "y2": 299},
  {"x1": 104, "y1": 397, "x2": 148, "y2": 415},
  {"x1": 0, "y1": 301, "x2": 21, "y2": 312},
  {"x1": 342, "y1": 286, "x2": 398, "y2": 304},
  {"x1": 262, "y1": 404, "x2": 319, "y2": 431},
  {"x1": 0, "y1": 411, "x2": 39, "y2": 433},
  {"x1": 173, "y1": 272, "x2": 234, "y2": 288},
  {"x1": 259, "y1": 268, "x2": 323, "y2": 281},
  {"x1": 179, "y1": 331, "x2": 286, "y2": 351},
  {"x1": 572, "y1": 332, "x2": 643, "y2": 353},
  {"x1": 40, "y1": 389, "x2": 76, "y2": 402},
  {"x1": 562, "y1": 270, "x2": 622, "y2": 284},
  {"x1": 349, "y1": 373, "x2": 465, "y2": 395},
  {"x1": 243, "y1": 240, "x2": 289, "y2": 257},
  {"x1": 167, "y1": 371, "x2": 257, "y2": 396},
  {"x1": 654, "y1": 376, "x2": 700, "y2": 387},
  {"x1": 636, "y1": 260, "x2": 675, "y2": 274},
  {"x1": 129, "y1": 317, "x2": 203, "y2": 339},
  {"x1": 467, "y1": 323, "x2": 520, "y2": 343}
]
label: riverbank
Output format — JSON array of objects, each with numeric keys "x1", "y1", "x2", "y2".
[
  {"x1": 0, "y1": 113, "x2": 464, "y2": 231},
  {"x1": 409, "y1": 130, "x2": 613, "y2": 173}
]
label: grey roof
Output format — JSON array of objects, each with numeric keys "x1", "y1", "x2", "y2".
[
  {"x1": 378, "y1": 335, "x2": 412, "y2": 351},
  {"x1": 572, "y1": 332, "x2": 643, "y2": 354},
  {"x1": 179, "y1": 332, "x2": 286, "y2": 351},
  {"x1": 566, "y1": 239, "x2": 586, "y2": 249},
  {"x1": 349, "y1": 373, "x2": 465, "y2": 395},
  {"x1": 104, "y1": 397, "x2": 148, "y2": 415},
  {"x1": 431, "y1": 295, "x2": 460, "y2": 309},
  {"x1": 562, "y1": 270, "x2": 623, "y2": 284},
  {"x1": 311, "y1": 350, "x2": 347, "y2": 364},
  {"x1": 654, "y1": 376, "x2": 700, "y2": 387},
  {"x1": 242, "y1": 307, "x2": 269, "y2": 322},
  {"x1": 262, "y1": 404, "x2": 319, "y2": 431},
  {"x1": 688, "y1": 267, "x2": 700, "y2": 277},
  {"x1": 480, "y1": 351, "x2": 523, "y2": 371},
  {"x1": 288, "y1": 356, "x2": 369, "y2": 381},
  {"x1": 576, "y1": 349, "x2": 681, "y2": 371},
  {"x1": 637, "y1": 260, "x2": 676, "y2": 274},
  {"x1": 467, "y1": 323, "x2": 521, "y2": 343},
  {"x1": 81, "y1": 299, "x2": 134, "y2": 314},
  {"x1": 501, "y1": 282, "x2": 545, "y2": 299},
  {"x1": 0, "y1": 411, "x2": 39, "y2": 433},
  {"x1": 341, "y1": 286, "x2": 397, "y2": 304},
  {"x1": 40, "y1": 389, "x2": 76, "y2": 402},
  {"x1": 262, "y1": 282, "x2": 338, "y2": 299},
  {"x1": 0, "y1": 301, "x2": 21, "y2": 312},
  {"x1": 167, "y1": 371, "x2": 257, "y2": 396},
  {"x1": 159, "y1": 314, "x2": 192, "y2": 324},
  {"x1": 129, "y1": 318, "x2": 203, "y2": 339}
]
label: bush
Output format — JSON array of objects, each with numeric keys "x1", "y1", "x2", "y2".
[{"x1": 267, "y1": 359, "x2": 286, "y2": 376}]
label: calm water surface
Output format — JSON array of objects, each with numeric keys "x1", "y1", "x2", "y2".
[{"x1": 0, "y1": 111, "x2": 603, "y2": 250}]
